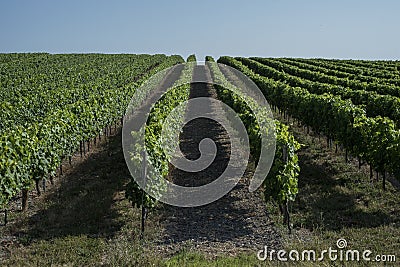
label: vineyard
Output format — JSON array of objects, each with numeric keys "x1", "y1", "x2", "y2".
[
  {"x1": 219, "y1": 56, "x2": 400, "y2": 188},
  {"x1": 0, "y1": 53, "x2": 399, "y2": 266},
  {"x1": 0, "y1": 53, "x2": 183, "y2": 211}
]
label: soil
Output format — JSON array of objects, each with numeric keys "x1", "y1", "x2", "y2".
[
  {"x1": 152, "y1": 65, "x2": 281, "y2": 257},
  {"x1": 0, "y1": 63, "x2": 281, "y2": 261}
]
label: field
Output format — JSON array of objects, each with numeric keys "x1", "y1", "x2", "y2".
[{"x1": 0, "y1": 53, "x2": 399, "y2": 266}]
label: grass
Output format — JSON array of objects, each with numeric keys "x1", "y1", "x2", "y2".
[
  {"x1": 5, "y1": 235, "x2": 105, "y2": 267},
  {"x1": 263, "y1": 112, "x2": 400, "y2": 266},
  {"x1": 160, "y1": 111, "x2": 400, "y2": 266},
  {"x1": 1, "y1": 117, "x2": 399, "y2": 266}
]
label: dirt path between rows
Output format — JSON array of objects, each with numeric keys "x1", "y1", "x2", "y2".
[
  {"x1": 0, "y1": 64, "x2": 186, "y2": 262},
  {"x1": 153, "y1": 65, "x2": 281, "y2": 257},
  {"x1": 1, "y1": 63, "x2": 281, "y2": 262}
]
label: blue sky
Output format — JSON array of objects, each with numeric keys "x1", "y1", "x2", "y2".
[{"x1": 0, "y1": 0, "x2": 399, "y2": 60}]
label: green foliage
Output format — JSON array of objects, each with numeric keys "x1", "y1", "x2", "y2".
[
  {"x1": 219, "y1": 56, "x2": 400, "y2": 182},
  {"x1": 125, "y1": 62, "x2": 193, "y2": 209},
  {"x1": 186, "y1": 54, "x2": 197, "y2": 63},
  {"x1": 249, "y1": 57, "x2": 400, "y2": 97},
  {"x1": 238, "y1": 57, "x2": 400, "y2": 127},
  {"x1": 0, "y1": 54, "x2": 184, "y2": 208},
  {"x1": 207, "y1": 56, "x2": 301, "y2": 209},
  {"x1": 205, "y1": 56, "x2": 215, "y2": 62},
  {"x1": 265, "y1": 123, "x2": 301, "y2": 203}
]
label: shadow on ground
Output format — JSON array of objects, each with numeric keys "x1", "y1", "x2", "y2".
[
  {"x1": 292, "y1": 142, "x2": 394, "y2": 231},
  {"x1": 14, "y1": 130, "x2": 131, "y2": 243}
]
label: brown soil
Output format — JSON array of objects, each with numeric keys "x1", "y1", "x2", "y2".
[
  {"x1": 152, "y1": 65, "x2": 281, "y2": 257},
  {"x1": 1, "y1": 64, "x2": 281, "y2": 261}
]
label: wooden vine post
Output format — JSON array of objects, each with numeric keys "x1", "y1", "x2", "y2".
[
  {"x1": 140, "y1": 149, "x2": 147, "y2": 240},
  {"x1": 282, "y1": 145, "x2": 292, "y2": 234},
  {"x1": 22, "y1": 189, "x2": 28, "y2": 211},
  {"x1": 2, "y1": 209, "x2": 7, "y2": 225}
]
